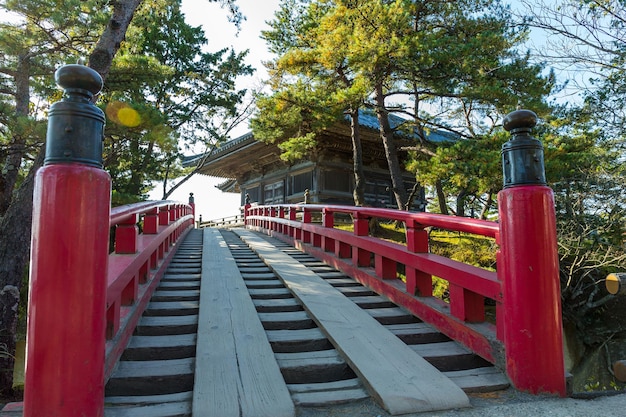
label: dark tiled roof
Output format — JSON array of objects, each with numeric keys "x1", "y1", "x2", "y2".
[{"x1": 183, "y1": 109, "x2": 456, "y2": 167}]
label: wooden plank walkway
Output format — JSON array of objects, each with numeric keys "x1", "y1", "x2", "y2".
[
  {"x1": 194, "y1": 228, "x2": 295, "y2": 417},
  {"x1": 235, "y1": 229, "x2": 471, "y2": 415}
]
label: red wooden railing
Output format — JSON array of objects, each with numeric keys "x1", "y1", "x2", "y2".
[
  {"x1": 244, "y1": 195, "x2": 566, "y2": 396},
  {"x1": 10, "y1": 64, "x2": 566, "y2": 416},
  {"x1": 21, "y1": 196, "x2": 194, "y2": 417},
  {"x1": 17, "y1": 65, "x2": 196, "y2": 417},
  {"x1": 105, "y1": 200, "x2": 195, "y2": 379}
]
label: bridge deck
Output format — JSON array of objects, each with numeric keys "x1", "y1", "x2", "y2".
[
  {"x1": 1, "y1": 227, "x2": 510, "y2": 417},
  {"x1": 234, "y1": 229, "x2": 470, "y2": 415}
]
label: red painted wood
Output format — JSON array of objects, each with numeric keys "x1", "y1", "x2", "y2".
[
  {"x1": 115, "y1": 213, "x2": 139, "y2": 254},
  {"x1": 104, "y1": 226, "x2": 190, "y2": 380},
  {"x1": 498, "y1": 186, "x2": 566, "y2": 396},
  {"x1": 143, "y1": 208, "x2": 158, "y2": 234},
  {"x1": 375, "y1": 254, "x2": 396, "y2": 279},
  {"x1": 25, "y1": 164, "x2": 110, "y2": 417},
  {"x1": 159, "y1": 205, "x2": 169, "y2": 225},
  {"x1": 249, "y1": 205, "x2": 501, "y2": 363},
  {"x1": 449, "y1": 284, "x2": 485, "y2": 323}
]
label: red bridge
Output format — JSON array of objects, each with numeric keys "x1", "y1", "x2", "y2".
[{"x1": 1, "y1": 66, "x2": 569, "y2": 417}]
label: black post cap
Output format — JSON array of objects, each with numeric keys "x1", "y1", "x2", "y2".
[
  {"x1": 55, "y1": 64, "x2": 103, "y2": 100},
  {"x1": 45, "y1": 64, "x2": 106, "y2": 167},
  {"x1": 503, "y1": 109, "x2": 537, "y2": 133},
  {"x1": 501, "y1": 109, "x2": 546, "y2": 188}
]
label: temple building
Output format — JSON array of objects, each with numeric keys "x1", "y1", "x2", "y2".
[{"x1": 184, "y1": 110, "x2": 452, "y2": 209}]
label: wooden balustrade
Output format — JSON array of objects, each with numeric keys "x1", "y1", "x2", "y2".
[
  {"x1": 105, "y1": 201, "x2": 194, "y2": 379},
  {"x1": 245, "y1": 204, "x2": 500, "y2": 359},
  {"x1": 244, "y1": 201, "x2": 565, "y2": 396}
]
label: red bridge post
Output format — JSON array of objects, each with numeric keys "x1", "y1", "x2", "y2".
[
  {"x1": 497, "y1": 110, "x2": 566, "y2": 395},
  {"x1": 24, "y1": 65, "x2": 110, "y2": 417}
]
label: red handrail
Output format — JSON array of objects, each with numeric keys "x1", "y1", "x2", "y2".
[
  {"x1": 105, "y1": 200, "x2": 194, "y2": 379},
  {"x1": 245, "y1": 204, "x2": 499, "y2": 356},
  {"x1": 244, "y1": 200, "x2": 565, "y2": 396}
]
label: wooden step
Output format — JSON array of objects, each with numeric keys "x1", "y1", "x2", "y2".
[
  {"x1": 121, "y1": 334, "x2": 196, "y2": 361},
  {"x1": 366, "y1": 307, "x2": 421, "y2": 324},
  {"x1": 258, "y1": 311, "x2": 315, "y2": 330},
  {"x1": 237, "y1": 266, "x2": 272, "y2": 274},
  {"x1": 235, "y1": 261, "x2": 267, "y2": 268},
  {"x1": 105, "y1": 391, "x2": 192, "y2": 406},
  {"x1": 266, "y1": 328, "x2": 332, "y2": 353},
  {"x1": 290, "y1": 384, "x2": 369, "y2": 406},
  {"x1": 245, "y1": 279, "x2": 284, "y2": 289},
  {"x1": 275, "y1": 350, "x2": 354, "y2": 383},
  {"x1": 135, "y1": 315, "x2": 198, "y2": 336},
  {"x1": 253, "y1": 298, "x2": 303, "y2": 313},
  {"x1": 349, "y1": 295, "x2": 396, "y2": 309},
  {"x1": 144, "y1": 301, "x2": 199, "y2": 316},
  {"x1": 336, "y1": 286, "x2": 375, "y2": 297},
  {"x1": 386, "y1": 322, "x2": 450, "y2": 344},
  {"x1": 298, "y1": 261, "x2": 328, "y2": 267},
  {"x1": 248, "y1": 287, "x2": 292, "y2": 299},
  {"x1": 105, "y1": 358, "x2": 194, "y2": 396},
  {"x1": 444, "y1": 367, "x2": 510, "y2": 393},
  {"x1": 104, "y1": 401, "x2": 191, "y2": 417},
  {"x1": 151, "y1": 290, "x2": 200, "y2": 302},
  {"x1": 308, "y1": 266, "x2": 336, "y2": 273},
  {"x1": 241, "y1": 272, "x2": 277, "y2": 280},
  {"x1": 165, "y1": 267, "x2": 201, "y2": 274},
  {"x1": 316, "y1": 271, "x2": 350, "y2": 279},
  {"x1": 169, "y1": 258, "x2": 201, "y2": 264},
  {"x1": 324, "y1": 278, "x2": 361, "y2": 286},
  {"x1": 161, "y1": 273, "x2": 201, "y2": 281},
  {"x1": 410, "y1": 341, "x2": 491, "y2": 371},
  {"x1": 157, "y1": 281, "x2": 200, "y2": 290}
]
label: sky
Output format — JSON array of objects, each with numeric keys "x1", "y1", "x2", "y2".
[
  {"x1": 153, "y1": 0, "x2": 282, "y2": 221},
  {"x1": 0, "y1": 0, "x2": 587, "y2": 221}
]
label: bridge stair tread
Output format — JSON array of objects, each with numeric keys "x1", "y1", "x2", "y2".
[
  {"x1": 235, "y1": 229, "x2": 514, "y2": 413},
  {"x1": 151, "y1": 290, "x2": 200, "y2": 301},
  {"x1": 95, "y1": 226, "x2": 510, "y2": 417},
  {"x1": 157, "y1": 281, "x2": 200, "y2": 290},
  {"x1": 235, "y1": 229, "x2": 471, "y2": 415},
  {"x1": 104, "y1": 401, "x2": 191, "y2": 417},
  {"x1": 135, "y1": 314, "x2": 198, "y2": 336},
  {"x1": 104, "y1": 229, "x2": 203, "y2": 416}
]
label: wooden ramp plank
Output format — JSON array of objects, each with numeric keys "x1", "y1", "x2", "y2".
[
  {"x1": 236, "y1": 230, "x2": 470, "y2": 415},
  {"x1": 193, "y1": 228, "x2": 295, "y2": 417}
]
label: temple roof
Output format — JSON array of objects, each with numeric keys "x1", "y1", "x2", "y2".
[{"x1": 182, "y1": 110, "x2": 455, "y2": 179}]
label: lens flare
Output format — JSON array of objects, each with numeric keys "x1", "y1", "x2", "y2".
[{"x1": 105, "y1": 101, "x2": 142, "y2": 127}]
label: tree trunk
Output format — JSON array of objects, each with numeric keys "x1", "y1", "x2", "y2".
[
  {"x1": 455, "y1": 188, "x2": 468, "y2": 217},
  {"x1": 0, "y1": 149, "x2": 43, "y2": 396},
  {"x1": 479, "y1": 192, "x2": 493, "y2": 220},
  {"x1": 374, "y1": 83, "x2": 407, "y2": 210},
  {"x1": 349, "y1": 108, "x2": 366, "y2": 206},
  {"x1": 0, "y1": 55, "x2": 31, "y2": 217},
  {"x1": 0, "y1": 0, "x2": 144, "y2": 394},
  {"x1": 88, "y1": 0, "x2": 143, "y2": 82},
  {"x1": 435, "y1": 179, "x2": 448, "y2": 215}
]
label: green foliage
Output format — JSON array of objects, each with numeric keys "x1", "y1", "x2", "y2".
[
  {"x1": 258, "y1": 0, "x2": 554, "y2": 211},
  {"x1": 429, "y1": 231, "x2": 497, "y2": 271},
  {"x1": 97, "y1": 0, "x2": 253, "y2": 202},
  {"x1": 584, "y1": 377, "x2": 624, "y2": 393},
  {"x1": 251, "y1": 80, "x2": 344, "y2": 162}
]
